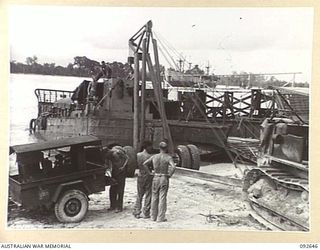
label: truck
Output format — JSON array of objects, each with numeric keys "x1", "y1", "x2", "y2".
[{"x1": 9, "y1": 135, "x2": 116, "y2": 223}]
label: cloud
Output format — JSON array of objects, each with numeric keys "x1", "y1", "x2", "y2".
[{"x1": 8, "y1": 6, "x2": 314, "y2": 82}]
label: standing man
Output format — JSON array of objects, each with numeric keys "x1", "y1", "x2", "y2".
[
  {"x1": 133, "y1": 141, "x2": 153, "y2": 219},
  {"x1": 97, "y1": 61, "x2": 112, "y2": 79},
  {"x1": 143, "y1": 141, "x2": 176, "y2": 222},
  {"x1": 106, "y1": 146, "x2": 129, "y2": 213}
]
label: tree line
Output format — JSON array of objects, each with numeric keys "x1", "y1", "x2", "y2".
[
  {"x1": 10, "y1": 56, "x2": 133, "y2": 78},
  {"x1": 10, "y1": 56, "x2": 309, "y2": 88}
]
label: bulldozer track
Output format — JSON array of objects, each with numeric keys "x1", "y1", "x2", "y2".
[
  {"x1": 262, "y1": 166, "x2": 308, "y2": 192},
  {"x1": 176, "y1": 166, "x2": 309, "y2": 231},
  {"x1": 243, "y1": 166, "x2": 309, "y2": 231},
  {"x1": 247, "y1": 202, "x2": 282, "y2": 231},
  {"x1": 249, "y1": 197, "x2": 309, "y2": 232}
]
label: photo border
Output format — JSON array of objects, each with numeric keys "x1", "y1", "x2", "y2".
[{"x1": 0, "y1": 0, "x2": 319, "y2": 243}]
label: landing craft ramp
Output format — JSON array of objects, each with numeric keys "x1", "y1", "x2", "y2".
[
  {"x1": 227, "y1": 137, "x2": 260, "y2": 164},
  {"x1": 224, "y1": 86, "x2": 309, "y2": 165}
]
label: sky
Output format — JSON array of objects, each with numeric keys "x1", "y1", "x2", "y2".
[{"x1": 8, "y1": 6, "x2": 314, "y2": 82}]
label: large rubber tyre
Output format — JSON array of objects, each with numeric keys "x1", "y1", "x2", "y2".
[
  {"x1": 40, "y1": 116, "x2": 47, "y2": 130},
  {"x1": 187, "y1": 144, "x2": 200, "y2": 170},
  {"x1": 54, "y1": 189, "x2": 88, "y2": 223},
  {"x1": 29, "y1": 118, "x2": 37, "y2": 133},
  {"x1": 123, "y1": 146, "x2": 137, "y2": 178},
  {"x1": 176, "y1": 145, "x2": 192, "y2": 169}
]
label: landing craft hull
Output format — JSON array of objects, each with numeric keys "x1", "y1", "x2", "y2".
[
  {"x1": 31, "y1": 82, "x2": 275, "y2": 153},
  {"x1": 35, "y1": 118, "x2": 231, "y2": 149},
  {"x1": 34, "y1": 117, "x2": 134, "y2": 147},
  {"x1": 34, "y1": 116, "x2": 262, "y2": 152}
]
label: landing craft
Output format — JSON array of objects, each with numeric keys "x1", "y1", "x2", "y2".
[
  {"x1": 29, "y1": 21, "x2": 307, "y2": 170},
  {"x1": 27, "y1": 21, "x2": 309, "y2": 230}
]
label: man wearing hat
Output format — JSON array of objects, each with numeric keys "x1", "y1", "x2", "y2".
[
  {"x1": 142, "y1": 141, "x2": 176, "y2": 222},
  {"x1": 101, "y1": 61, "x2": 112, "y2": 79},
  {"x1": 105, "y1": 146, "x2": 128, "y2": 213}
]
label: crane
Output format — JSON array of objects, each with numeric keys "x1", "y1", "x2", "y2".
[{"x1": 128, "y1": 20, "x2": 174, "y2": 153}]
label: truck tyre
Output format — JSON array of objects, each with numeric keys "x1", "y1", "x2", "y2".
[
  {"x1": 40, "y1": 116, "x2": 47, "y2": 130},
  {"x1": 176, "y1": 145, "x2": 192, "y2": 169},
  {"x1": 187, "y1": 144, "x2": 200, "y2": 170},
  {"x1": 123, "y1": 146, "x2": 137, "y2": 178},
  {"x1": 54, "y1": 189, "x2": 88, "y2": 223},
  {"x1": 29, "y1": 118, "x2": 37, "y2": 133}
]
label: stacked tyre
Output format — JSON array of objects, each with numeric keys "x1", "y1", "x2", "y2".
[
  {"x1": 176, "y1": 144, "x2": 200, "y2": 170},
  {"x1": 123, "y1": 146, "x2": 137, "y2": 177}
]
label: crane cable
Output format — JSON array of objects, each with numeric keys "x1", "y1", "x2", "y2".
[
  {"x1": 154, "y1": 32, "x2": 180, "y2": 70},
  {"x1": 157, "y1": 30, "x2": 259, "y2": 140},
  {"x1": 154, "y1": 31, "x2": 186, "y2": 64},
  {"x1": 152, "y1": 30, "x2": 267, "y2": 164},
  {"x1": 157, "y1": 43, "x2": 178, "y2": 70},
  {"x1": 152, "y1": 34, "x2": 235, "y2": 162}
]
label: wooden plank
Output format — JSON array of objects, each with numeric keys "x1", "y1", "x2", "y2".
[
  {"x1": 228, "y1": 137, "x2": 260, "y2": 143},
  {"x1": 133, "y1": 52, "x2": 140, "y2": 150},
  {"x1": 268, "y1": 156, "x2": 308, "y2": 172},
  {"x1": 140, "y1": 38, "x2": 147, "y2": 145},
  {"x1": 168, "y1": 120, "x2": 229, "y2": 129},
  {"x1": 175, "y1": 167, "x2": 242, "y2": 187},
  {"x1": 147, "y1": 44, "x2": 174, "y2": 153}
]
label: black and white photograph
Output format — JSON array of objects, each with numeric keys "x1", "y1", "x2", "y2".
[{"x1": 7, "y1": 5, "x2": 313, "y2": 232}]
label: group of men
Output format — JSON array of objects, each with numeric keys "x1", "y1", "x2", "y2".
[
  {"x1": 87, "y1": 61, "x2": 112, "y2": 101},
  {"x1": 105, "y1": 140, "x2": 176, "y2": 222}
]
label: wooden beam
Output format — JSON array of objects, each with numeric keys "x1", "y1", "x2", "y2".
[
  {"x1": 133, "y1": 53, "x2": 140, "y2": 151},
  {"x1": 139, "y1": 39, "x2": 147, "y2": 147},
  {"x1": 174, "y1": 167, "x2": 242, "y2": 187},
  {"x1": 146, "y1": 53, "x2": 174, "y2": 153},
  {"x1": 152, "y1": 39, "x2": 174, "y2": 153}
]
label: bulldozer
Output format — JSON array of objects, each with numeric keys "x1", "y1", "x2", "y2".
[{"x1": 243, "y1": 117, "x2": 309, "y2": 231}]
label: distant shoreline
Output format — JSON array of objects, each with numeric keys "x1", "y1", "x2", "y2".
[{"x1": 10, "y1": 72, "x2": 91, "y2": 79}]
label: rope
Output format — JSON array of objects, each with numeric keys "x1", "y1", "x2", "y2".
[
  {"x1": 199, "y1": 213, "x2": 222, "y2": 223},
  {"x1": 158, "y1": 45, "x2": 177, "y2": 70},
  {"x1": 143, "y1": 48, "x2": 237, "y2": 161},
  {"x1": 150, "y1": 30, "x2": 274, "y2": 165},
  {"x1": 154, "y1": 31, "x2": 194, "y2": 71},
  {"x1": 156, "y1": 34, "x2": 180, "y2": 70},
  {"x1": 154, "y1": 31, "x2": 187, "y2": 63}
]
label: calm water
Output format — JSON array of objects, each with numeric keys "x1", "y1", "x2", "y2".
[{"x1": 9, "y1": 73, "x2": 89, "y2": 145}]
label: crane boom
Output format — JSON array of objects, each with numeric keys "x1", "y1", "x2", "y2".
[{"x1": 129, "y1": 20, "x2": 174, "y2": 153}]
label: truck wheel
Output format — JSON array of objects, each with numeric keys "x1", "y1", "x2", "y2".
[
  {"x1": 176, "y1": 145, "x2": 191, "y2": 169},
  {"x1": 54, "y1": 190, "x2": 88, "y2": 223},
  {"x1": 29, "y1": 118, "x2": 37, "y2": 133},
  {"x1": 187, "y1": 144, "x2": 200, "y2": 170},
  {"x1": 123, "y1": 146, "x2": 137, "y2": 178}
]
